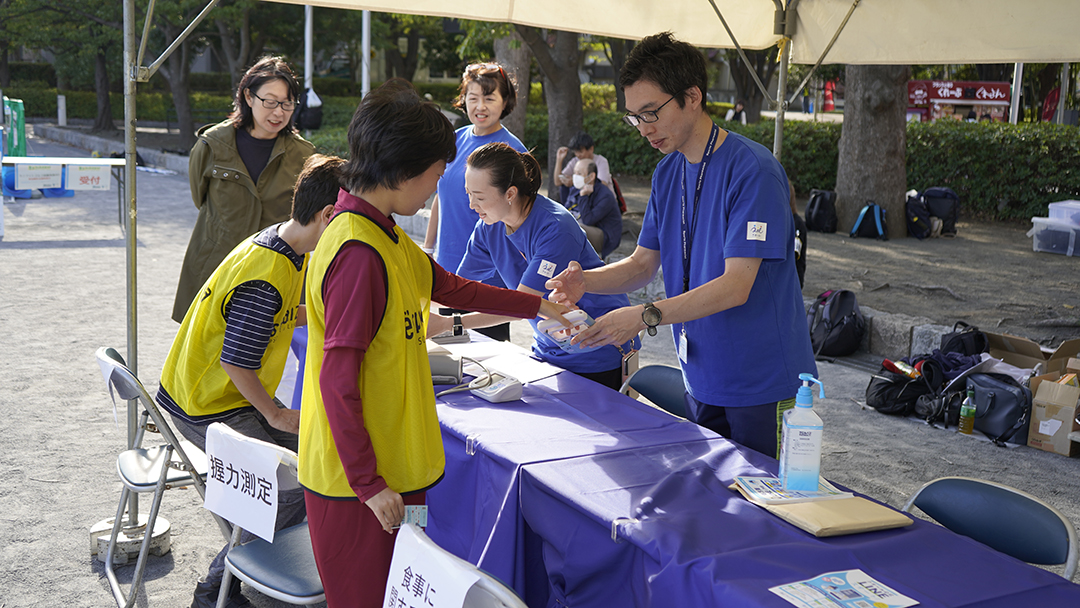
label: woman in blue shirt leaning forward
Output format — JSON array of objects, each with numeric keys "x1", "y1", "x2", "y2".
[{"x1": 429, "y1": 143, "x2": 638, "y2": 390}]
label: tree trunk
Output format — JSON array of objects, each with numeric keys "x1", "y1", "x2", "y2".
[
  {"x1": 727, "y1": 48, "x2": 778, "y2": 123},
  {"x1": 215, "y1": 10, "x2": 252, "y2": 91},
  {"x1": 157, "y1": 24, "x2": 197, "y2": 150},
  {"x1": 494, "y1": 32, "x2": 530, "y2": 141},
  {"x1": 516, "y1": 26, "x2": 582, "y2": 200},
  {"x1": 835, "y1": 65, "x2": 910, "y2": 237},
  {"x1": 91, "y1": 50, "x2": 116, "y2": 133},
  {"x1": 604, "y1": 38, "x2": 633, "y2": 112},
  {"x1": 402, "y1": 29, "x2": 421, "y2": 82},
  {"x1": 0, "y1": 41, "x2": 9, "y2": 88}
]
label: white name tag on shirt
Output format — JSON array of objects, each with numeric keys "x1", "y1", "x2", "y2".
[
  {"x1": 747, "y1": 221, "x2": 767, "y2": 242},
  {"x1": 537, "y1": 259, "x2": 557, "y2": 279}
]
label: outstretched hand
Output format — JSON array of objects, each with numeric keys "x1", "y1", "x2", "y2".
[
  {"x1": 571, "y1": 305, "x2": 645, "y2": 349},
  {"x1": 537, "y1": 299, "x2": 573, "y2": 328},
  {"x1": 545, "y1": 261, "x2": 586, "y2": 307}
]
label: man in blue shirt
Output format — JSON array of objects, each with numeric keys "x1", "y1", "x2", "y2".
[{"x1": 546, "y1": 32, "x2": 815, "y2": 458}]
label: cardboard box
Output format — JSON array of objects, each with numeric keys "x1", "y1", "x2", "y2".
[
  {"x1": 1027, "y1": 365, "x2": 1080, "y2": 456},
  {"x1": 985, "y1": 332, "x2": 1080, "y2": 375}
]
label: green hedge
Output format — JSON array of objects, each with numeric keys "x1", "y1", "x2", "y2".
[
  {"x1": 906, "y1": 120, "x2": 1080, "y2": 220},
  {"x1": 3, "y1": 87, "x2": 231, "y2": 122},
  {"x1": 8, "y1": 62, "x2": 57, "y2": 87}
]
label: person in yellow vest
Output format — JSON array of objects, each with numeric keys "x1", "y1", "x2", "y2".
[
  {"x1": 298, "y1": 80, "x2": 569, "y2": 608},
  {"x1": 157, "y1": 154, "x2": 343, "y2": 608}
]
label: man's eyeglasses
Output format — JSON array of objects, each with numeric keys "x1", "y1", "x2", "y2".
[
  {"x1": 251, "y1": 91, "x2": 296, "y2": 112},
  {"x1": 622, "y1": 95, "x2": 676, "y2": 127}
]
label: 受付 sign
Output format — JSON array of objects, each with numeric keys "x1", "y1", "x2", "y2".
[{"x1": 68, "y1": 165, "x2": 112, "y2": 190}]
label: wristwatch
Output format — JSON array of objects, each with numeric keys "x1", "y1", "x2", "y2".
[
  {"x1": 641, "y1": 302, "x2": 662, "y2": 337},
  {"x1": 452, "y1": 314, "x2": 464, "y2": 337}
]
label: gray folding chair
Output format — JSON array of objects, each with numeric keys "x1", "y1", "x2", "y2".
[
  {"x1": 95, "y1": 347, "x2": 218, "y2": 608},
  {"x1": 619, "y1": 364, "x2": 687, "y2": 418},
  {"x1": 204, "y1": 423, "x2": 324, "y2": 606},
  {"x1": 903, "y1": 476, "x2": 1078, "y2": 580}
]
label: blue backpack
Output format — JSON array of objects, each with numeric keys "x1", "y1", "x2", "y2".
[{"x1": 850, "y1": 202, "x2": 888, "y2": 240}]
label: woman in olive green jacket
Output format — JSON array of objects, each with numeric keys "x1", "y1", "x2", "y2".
[{"x1": 172, "y1": 56, "x2": 315, "y2": 323}]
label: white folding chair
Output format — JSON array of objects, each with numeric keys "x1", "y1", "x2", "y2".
[
  {"x1": 203, "y1": 423, "x2": 324, "y2": 606},
  {"x1": 95, "y1": 347, "x2": 217, "y2": 608},
  {"x1": 389, "y1": 523, "x2": 527, "y2": 608}
]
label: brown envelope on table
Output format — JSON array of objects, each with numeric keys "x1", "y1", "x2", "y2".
[{"x1": 732, "y1": 484, "x2": 913, "y2": 538}]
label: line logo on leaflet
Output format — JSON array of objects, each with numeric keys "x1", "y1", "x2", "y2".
[
  {"x1": 747, "y1": 221, "x2": 767, "y2": 242},
  {"x1": 537, "y1": 260, "x2": 557, "y2": 279}
]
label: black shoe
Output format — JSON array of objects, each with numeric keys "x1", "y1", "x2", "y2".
[{"x1": 190, "y1": 577, "x2": 251, "y2": 608}]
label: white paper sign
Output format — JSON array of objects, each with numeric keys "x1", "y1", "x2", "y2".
[
  {"x1": 1039, "y1": 418, "x2": 1063, "y2": 436},
  {"x1": 384, "y1": 524, "x2": 479, "y2": 608},
  {"x1": 204, "y1": 423, "x2": 279, "y2": 542},
  {"x1": 68, "y1": 164, "x2": 112, "y2": 190},
  {"x1": 15, "y1": 164, "x2": 62, "y2": 189}
]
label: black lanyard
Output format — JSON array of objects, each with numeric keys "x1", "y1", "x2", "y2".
[{"x1": 681, "y1": 122, "x2": 720, "y2": 294}]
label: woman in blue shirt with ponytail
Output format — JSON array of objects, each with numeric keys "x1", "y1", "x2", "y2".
[{"x1": 429, "y1": 143, "x2": 638, "y2": 390}]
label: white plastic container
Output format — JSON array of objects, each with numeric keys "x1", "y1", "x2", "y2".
[
  {"x1": 536, "y1": 309, "x2": 603, "y2": 353},
  {"x1": 779, "y1": 374, "x2": 825, "y2": 492},
  {"x1": 1028, "y1": 217, "x2": 1080, "y2": 257},
  {"x1": 1048, "y1": 200, "x2": 1080, "y2": 226}
]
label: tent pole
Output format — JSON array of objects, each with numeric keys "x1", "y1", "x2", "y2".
[
  {"x1": 773, "y1": 44, "x2": 789, "y2": 160},
  {"x1": 362, "y1": 10, "x2": 371, "y2": 98},
  {"x1": 122, "y1": 0, "x2": 140, "y2": 525},
  {"x1": 1010, "y1": 63, "x2": 1023, "y2": 124},
  {"x1": 305, "y1": 6, "x2": 314, "y2": 92},
  {"x1": 1055, "y1": 63, "x2": 1069, "y2": 125}
]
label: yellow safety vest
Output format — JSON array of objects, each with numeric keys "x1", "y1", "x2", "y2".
[
  {"x1": 299, "y1": 209, "x2": 442, "y2": 498},
  {"x1": 160, "y1": 233, "x2": 304, "y2": 419}
]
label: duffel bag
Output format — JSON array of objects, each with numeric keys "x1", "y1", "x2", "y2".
[{"x1": 967, "y1": 373, "x2": 1032, "y2": 446}]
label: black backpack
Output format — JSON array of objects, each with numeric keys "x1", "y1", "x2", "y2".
[
  {"x1": 806, "y1": 289, "x2": 866, "y2": 358},
  {"x1": 921, "y1": 187, "x2": 959, "y2": 236},
  {"x1": 850, "y1": 202, "x2": 888, "y2": 240},
  {"x1": 939, "y1": 321, "x2": 990, "y2": 356},
  {"x1": 295, "y1": 88, "x2": 323, "y2": 130},
  {"x1": 906, "y1": 192, "x2": 932, "y2": 239},
  {"x1": 805, "y1": 189, "x2": 838, "y2": 233},
  {"x1": 866, "y1": 369, "x2": 935, "y2": 416}
]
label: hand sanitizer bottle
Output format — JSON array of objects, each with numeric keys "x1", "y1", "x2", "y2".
[{"x1": 779, "y1": 373, "x2": 825, "y2": 492}]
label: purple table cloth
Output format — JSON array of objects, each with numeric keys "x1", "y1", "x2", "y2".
[
  {"x1": 426, "y1": 370, "x2": 713, "y2": 603},
  {"x1": 519, "y1": 439, "x2": 1080, "y2": 607}
]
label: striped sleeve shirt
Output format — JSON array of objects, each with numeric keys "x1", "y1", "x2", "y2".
[{"x1": 219, "y1": 224, "x2": 301, "y2": 369}]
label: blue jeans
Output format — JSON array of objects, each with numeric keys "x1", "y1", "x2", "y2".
[{"x1": 683, "y1": 394, "x2": 796, "y2": 458}]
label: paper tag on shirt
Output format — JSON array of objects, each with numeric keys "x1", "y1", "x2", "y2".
[
  {"x1": 678, "y1": 329, "x2": 689, "y2": 364},
  {"x1": 537, "y1": 259, "x2": 557, "y2": 279},
  {"x1": 393, "y1": 505, "x2": 428, "y2": 529},
  {"x1": 747, "y1": 221, "x2": 767, "y2": 242}
]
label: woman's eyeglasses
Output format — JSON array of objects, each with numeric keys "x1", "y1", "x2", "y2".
[
  {"x1": 251, "y1": 91, "x2": 296, "y2": 112},
  {"x1": 622, "y1": 95, "x2": 676, "y2": 127}
]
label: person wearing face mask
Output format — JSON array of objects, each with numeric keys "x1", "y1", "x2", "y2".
[
  {"x1": 173, "y1": 56, "x2": 314, "y2": 323},
  {"x1": 555, "y1": 131, "x2": 613, "y2": 189},
  {"x1": 563, "y1": 159, "x2": 622, "y2": 259},
  {"x1": 428, "y1": 143, "x2": 638, "y2": 391},
  {"x1": 423, "y1": 62, "x2": 526, "y2": 341}
]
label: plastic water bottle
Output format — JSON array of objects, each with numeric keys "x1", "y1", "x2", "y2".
[
  {"x1": 779, "y1": 373, "x2": 826, "y2": 492},
  {"x1": 958, "y1": 388, "x2": 976, "y2": 435}
]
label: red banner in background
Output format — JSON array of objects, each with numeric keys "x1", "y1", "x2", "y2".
[{"x1": 908, "y1": 80, "x2": 1011, "y2": 106}]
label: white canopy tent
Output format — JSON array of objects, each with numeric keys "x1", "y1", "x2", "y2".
[{"x1": 115, "y1": 0, "x2": 1080, "y2": 372}]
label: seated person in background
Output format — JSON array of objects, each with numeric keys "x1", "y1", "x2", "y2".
[
  {"x1": 564, "y1": 159, "x2": 622, "y2": 259},
  {"x1": 725, "y1": 99, "x2": 747, "y2": 125},
  {"x1": 555, "y1": 131, "x2": 612, "y2": 201},
  {"x1": 157, "y1": 153, "x2": 343, "y2": 608},
  {"x1": 789, "y1": 179, "x2": 806, "y2": 289}
]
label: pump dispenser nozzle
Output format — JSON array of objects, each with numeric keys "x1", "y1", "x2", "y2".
[{"x1": 796, "y1": 373, "x2": 825, "y2": 408}]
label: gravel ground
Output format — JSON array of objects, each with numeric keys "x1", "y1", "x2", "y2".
[{"x1": 2, "y1": 132, "x2": 1077, "y2": 608}]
